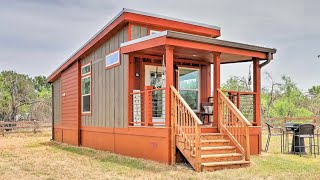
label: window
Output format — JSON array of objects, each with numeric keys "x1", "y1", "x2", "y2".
[
  {"x1": 81, "y1": 63, "x2": 91, "y2": 114},
  {"x1": 105, "y1": 50, "x2": 120, "y2": 69},
  {"x1": 178, "y1": 68, "x2": 200, "y2": 111}
]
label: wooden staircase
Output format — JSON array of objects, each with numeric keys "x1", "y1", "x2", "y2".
[
  {"x1": 200, "y1": 133, "x2": 250, "y2": 171},
  {"x1": 171, "y1": 86, "x2": 252, "y2": 172}
]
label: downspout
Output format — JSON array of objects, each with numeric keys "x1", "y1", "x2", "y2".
[
  {"x1": 259, "y1": 52, "x2": 272, "y2": 68},
  {"x1": 257, "y1": 52, "x2": 272, "y2": 153},
  {"x1": 51, "y1": 83, "x2": 54, "y2": 141}
]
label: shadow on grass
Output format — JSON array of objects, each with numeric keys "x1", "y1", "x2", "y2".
[{"x1": 40, "y1": 141, "x2": 165, "y2": 172}]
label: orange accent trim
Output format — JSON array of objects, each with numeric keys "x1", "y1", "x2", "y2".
[
  {"x1": 128, "y1": 22, "x2": 132, "y2": 41},
  {"x1": 78, "y1": 126, "x2": 171, "y2": 164},
  {"x1": 165, "y1": 46, "x2": 174, "y2": 128},
  {"x1": 48, "y1": 14, "x2": 126, "y2": 82},
  {"x1": 78, "y1": 60, "x2": 81, "y2": 146},
  {"x1": 124, "y1": 13, "x2": 220, "y2": 38},
  {"x1": 213, "y1": 53, "x2": 221, "y2": 128},
  {"x1": 81, "y1": 61, "x2": 92, "y2": 116},
  {"x1": 253, "y1": 59, "x2": 261, "y2": 126},
  {"x1": 121, "y1": 36, "x2": 167, "y2": 54},
  {"x1": 121, "y1": 36, "x2": 268, "y2": 59},
  {"x1": 165, "y1": 38, "x2": 267, "y2": 59},
  {"x1": 128, "y1": 55, "x2": 135, "y2": 126}
]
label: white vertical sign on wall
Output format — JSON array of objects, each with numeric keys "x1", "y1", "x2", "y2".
[{"x1": 132, "y1": 90, "x2": 141, "y2": 126}]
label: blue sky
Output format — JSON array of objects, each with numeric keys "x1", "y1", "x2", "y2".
[{"x1": 0, "y1": 0, "x2": 319, "y2": 91}]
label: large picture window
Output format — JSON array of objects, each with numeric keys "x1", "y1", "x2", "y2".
[
  {"x1": 81, "y1": 63, "x2": 91, "y2": 114},
  {"x1": 178, "y1": 67, "x2": 200, "y2": 111}
]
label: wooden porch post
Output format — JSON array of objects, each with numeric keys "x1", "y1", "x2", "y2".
[
  {"x1": 165, "y1": 46, "x2": 174, "y2": 127},
  {"x1": 253, "y1": 58, "x2": 261, "y2": 126},
  {"x1": 213, "y1": 53, "x2": 221, "y2": 128},
  {"x1": 165, "y1": 46, "x2": 174, "y2": 165}
]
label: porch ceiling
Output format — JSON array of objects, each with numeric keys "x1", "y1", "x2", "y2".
[
  {"x1": 129, "y1": 46, "x2": 251, "y2": 64},
  {"x1": 120, "y1": 30, "x2": 276, "y2": 64}
]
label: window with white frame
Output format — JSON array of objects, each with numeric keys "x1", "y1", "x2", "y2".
[
  {"x1": 105, "y1": 50, "x2": 120, "y2": 69},
  {"x1": 178, "y1": 67, "x2": 200, "y2": 111},
  {"x1": 81, "y1": 63, "x2": 91, "y2": 113}
]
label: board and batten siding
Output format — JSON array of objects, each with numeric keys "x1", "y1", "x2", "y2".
[
  {"x1": 81, "y1": 25, "x2": 128, "y2": 128},
  {"x1": 53, "y1": 78, "x2": 61, "y2": 125},
  {"x1": 131, "y1": 25, "x2": 148, "y2": 40}
]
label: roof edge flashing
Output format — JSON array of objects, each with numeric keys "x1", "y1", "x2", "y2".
[
  {"x1": 123, "y1": 8, "x2": 221, "y2": 31},
  {"x1": 120, "y1": 30, "x2": 168, "y2": 47}
]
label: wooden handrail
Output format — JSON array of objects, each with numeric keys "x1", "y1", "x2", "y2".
[
  {"x1": 170, "y1": 86, "x2": 203, "y2": 125},
  {"x1": 170, "y1": 86, "x2": 202, "y2": 171},
  {"x1": 222, "y1": 90, "x2": 256, "y2": 95},
  {"x1": 218, "y1": 89, "x2": 251, "y2": 126},
  {"x1": 217, "y1": 89, "x2": 251, "y2": 161}
]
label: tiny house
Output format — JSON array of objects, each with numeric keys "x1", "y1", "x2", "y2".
[{"x1": 48, "y1": 9, "x2": 276, "y2": 171}]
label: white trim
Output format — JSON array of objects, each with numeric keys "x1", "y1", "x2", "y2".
[
  {"x1": 150, "y1": 30, "x2": 161, "y2": 35},
  {"x1": 81, "y1": 76, "x2": 91, "y2": 113},
  {"x1": 81, "y1": 63, "x2": 91, "y2": 76},
  {"x1": 105, "y1": 50, "x2": 120, "y2": 68},
  {"x1": 178, "y1": 67, "x2": 201, "y2": 112}
]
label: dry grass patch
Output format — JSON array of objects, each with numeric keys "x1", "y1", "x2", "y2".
[{"x1": 0, "y1": 131, "x2": 320, "y2": 179}]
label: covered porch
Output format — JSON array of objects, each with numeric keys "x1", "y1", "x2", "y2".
[
  {"x1": 120, "y1": 31, "x2": 276, "y2": 171},
  {"x1": 121, "y1": 30, "x2": 275, "y2": 129}
]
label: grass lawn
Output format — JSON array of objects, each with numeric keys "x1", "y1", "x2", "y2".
[{"x1": 1, "y1": 131, "x2": 320, "y2": 180}]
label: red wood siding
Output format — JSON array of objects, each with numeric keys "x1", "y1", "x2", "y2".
[{"x1": 61, "y1": 61, "x2": 80, "y2": 145}]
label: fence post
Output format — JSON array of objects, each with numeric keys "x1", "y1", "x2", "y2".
[{"x1": 144, "y1": 86, "x2": 153, "y2": 126}]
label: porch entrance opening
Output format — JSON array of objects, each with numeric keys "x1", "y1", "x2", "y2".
[{"x1": 145, "y1": 65, "x2": 166, "y2": 125}]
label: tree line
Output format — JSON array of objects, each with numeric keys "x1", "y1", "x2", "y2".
[
  {"x1": 221, "y1": 73, "x2": 320, "y2": 118},
  {"x1": 0, "y1": 71, "x2": 51, "y2": 121},
  {"x1": 1, "y1": 70, "x2": 319, "y2": 122}
]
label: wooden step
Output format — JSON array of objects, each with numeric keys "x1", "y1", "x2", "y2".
[
  {"x1": 201, "y1": 133, "x2": 224, "y2": 140},
  {"x1": 201, "y1": 146, "x2": 236, "y2": 154},
  {"x1": 201, "y1": 139, "x2": 230, "y2": 146},
  {"x1": 202, "y1": 161, "x2": 250, "y2": 171},
  {"x1": 201, "y1": 153, "x2": 243, "y2": 162}
]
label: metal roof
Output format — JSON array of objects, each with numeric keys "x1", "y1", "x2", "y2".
[
  {"x1": 121, "y1": 30, "x2": 277, "y2": 54},
  {"x1": 48, "y1": 8, "x2": 221, "y2": 82}
]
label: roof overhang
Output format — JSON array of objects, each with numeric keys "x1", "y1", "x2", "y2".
[
  {"x1": 120, "y1": 30, "x2": 277, "y2": 63},
  {"x1": 47, "y1": 9, "x2": 221, "y2": 82}
]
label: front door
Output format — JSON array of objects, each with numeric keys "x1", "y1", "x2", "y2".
[{"x1": 145, "y1": 65, "x2": 165, "y2": 125}]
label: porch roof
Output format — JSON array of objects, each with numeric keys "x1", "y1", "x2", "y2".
[{"x1": 120, "y1": 31, "x2": 277, "y2": 64}]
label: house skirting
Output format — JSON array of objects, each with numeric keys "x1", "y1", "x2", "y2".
[{"x1": 53, "y1": 126, "x2": 171, "y2": 164}]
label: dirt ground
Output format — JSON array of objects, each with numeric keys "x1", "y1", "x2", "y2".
[{"x1": 0, "y1": 131, "x2": 320, "y2": 180}]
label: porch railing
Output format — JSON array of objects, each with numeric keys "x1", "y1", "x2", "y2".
[
  {"x1": 129, "y1": 87, "x2": 166, "y2": 127},
  {"x1": 217, "y1": 89, "x2": 251, "y2": 161},
  {"x1": 171, "y1": 86, "x2": 202, "y2": 171},
  {"x1": 223, "y1": 90, "x2": 256, "y2": 123}
]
